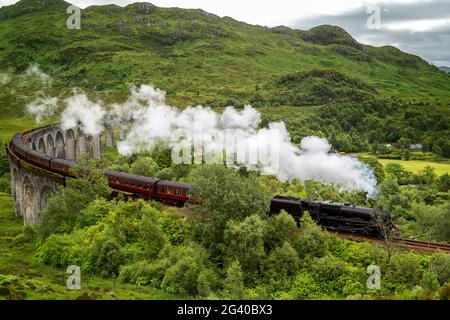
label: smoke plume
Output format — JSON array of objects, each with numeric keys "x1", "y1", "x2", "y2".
[
  {"x1": 25, "y1": 64, "x2": 51, "y2": 85},
  {"x1": 27, "y1": 84, "x2": 377, "y2": 195},
  {"x1": 0, "y1": 73, "x2": 10, "y2": 85},
  {"x1": 26, "y1": 95, "x2": 59, "y2": 123}
]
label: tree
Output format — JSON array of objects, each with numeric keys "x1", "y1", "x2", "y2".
[
  {"x1": 310, "y1": 254, "x2": 347, "y2": 282},
  {"x1": 415, "y1": 166, "x2": 436, "y2": 186},
  {"x1": 437, "y1": 173, "x2": 450, "y2": 192},
  {"x1": 388, "y1": 253, "x2": 422, "y2": 287},
  {"x1": 161, "y1": 243, "x2": 211, "y2": 295},
  {"x1": 151, "y1": 144, "x2": 172, "y2": 169},
  {"x1": 384, "y1": 163, "x2": 412, "y2": 185},
  {"x1": 0, "y1": 140, "x2": 9, "y2": 177},
  {"x1": 265, "y1": 210, "x2": 297, "y2": 250},
  {"x1": 358, "y1": 156, "x2": 385, "y2": 183},
  {"x1": 372, "y1": 208, "x2": 396, "y2": 264},
  {"x1": 420, "y1": 267, "x2": 440, "y2": 292},
  {"x1": 40, "y1": 162, "x2": 111, "y2": 238},
  {"x1": 138, "y1": 213, "x2": 167, "y2": 259},
  {"x1": 189, "y1": 165, "x2": 270, "y2": 219},
  {"x1": 131, "y1": 156, "x2": 159, "y2": 177},
  {"x1": 224, "y1": 215, "x2": 267, "y2": 276},
  {"x1": 398, "y1": 137, "x2": 411, "y2": 150},
  {"x1": 189, "y1": 165, "x2": 270, "y2": 256},
  {"x1": 430, "y1": 252, "x2": 450, "y2": 285},
  {"x1": 224, "y1": 260, "x2": 245, "y2": 299},
  {"x1": 432, "y1": 144, "x2": 443, "y2": 157},
  {"x1": 262, "y1": 242, "x2": 299, "y2": 290},
  {"x1": 76, "y1": 198, "x2": 114, "y2": 228},
  {"x1": 293, "y1": 212, "x2": 329, "y2": 258},
  {"x1": 197, "y1": 268, "x2": 220, "y2": 298},
  {"x1": 90, "y1": 236, "x2": 126, "y2": 277}
]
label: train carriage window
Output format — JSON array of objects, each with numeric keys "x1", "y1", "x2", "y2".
[
  {"x1": 167, "y1": 187, "x2": 172, "y2": 194},
  {"x1": 176, "y1": 188, "x2": 182, "y2": 195}
]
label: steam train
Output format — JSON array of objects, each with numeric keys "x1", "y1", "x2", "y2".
[{"x1": 8, "y1": 131, "x2": 392, "y2": 237}]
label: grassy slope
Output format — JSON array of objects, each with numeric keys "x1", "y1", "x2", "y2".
[
  {"x1": 378, "y1": 158, "x2": 450, "y2": 176},
  {"x1": 0, "y1": 0, "x2": 449, "y2": 109},
  {"x1": 0, "y1": 192, "x2": 187, "y2": 300}
]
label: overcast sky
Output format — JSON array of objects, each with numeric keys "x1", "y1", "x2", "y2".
[{"x1": 1, "y1": 0, "x2": 450, "y2": 66}]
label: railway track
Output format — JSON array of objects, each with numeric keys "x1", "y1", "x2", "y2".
[
  {"x1": 334, "y1": 232, "x2": 450, "y2": 253},
  {"x1": 392, "y1": 238, "x2": 450, "y2": 253}
]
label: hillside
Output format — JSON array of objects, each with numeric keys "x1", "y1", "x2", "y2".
[
  {"x1": 0, "y1": 0, "x2": 450, "y2": 108},
  {"x1": 439, "y1": 66, "x2": 450, "y2": 74},
  {"x1": 0, "y1": 0, "x2": 448, "y2": 157}
]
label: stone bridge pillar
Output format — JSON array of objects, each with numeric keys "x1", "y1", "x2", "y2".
[
  {"x1": 92, "y1": 133, "x2": 102, "y2": 159},
  {"x1": 118, "y1": 126, "x2": 126, "y2": 141},
  {"x1": 9, "y1": 157, "x2": 62, "y2": 225},
  {"x1": 105, "y1": 124, "x2": 115, "y2": 147}
]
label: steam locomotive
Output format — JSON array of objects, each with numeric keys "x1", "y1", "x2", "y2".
[{"x1": 8, "y1": 131, "x2": 392, "y2": 237}]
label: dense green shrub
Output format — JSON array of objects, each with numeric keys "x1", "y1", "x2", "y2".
[
  {"x1": 293, "y1": 213, "x2": 329, "y2": 258},
  {"x1": 161, "y1": 243, "x2": 211, "y2": 295},
  {"x1": 0, "y1": 174, "x2": 11, "y2": 194},
  {"x1": 223, "y1": 260, "x2": 245, "y2": 299},
  {"x1": 157, "y1": 208, "x2": 190, "y2": 245},
  {"x1": 310, "y1": 255, "x2": 347, "y2": 283},
  {"x1": 31, "y1": 156, "x2": 450, "y2": 300},
  {"x1": 76, "y1": 198, "x2": 114, "y2": 229},
  {"x1": 430, "y1": 252, "x2": 450, "y2": 286},
  {"x1": 388, "y1": 253, "x2": 423, "y2": 288},
  {"x1": 90, "y1": 236, "x2": 126, "y2": 277},
  {"x1": 14, "y1": 225, "x2": 38, "y2": 243},
  {"x1": 265, "y1": 210, "x2": 297, "y2": 250},
  {"x1": 38, "y1": 232, "x2": 90, "y2": 270},
  {"x1": 224, "y1": 215, "x2": 267, "y2": 276},
  {"x1": 119, "y1": 259, "x2": 171, "y2": 288},
  {"x1": 138, "y1": 213, "x2": 167, "y2": 258},
  {"x1": 262, "y1": 241, "x2": 299, "y2": 291},
  {"x1": 197, "y1": 268, "x2": 222, "y2": 298},
  {"x1": 39, "y1": 165, "x2": 111, "y2": 238},
  {"x1": 131, "y1": 156, "x2": 159, "y2": 177},
  {"x1": 290, "y1": 271, "x2": 320, "y2": 299}
]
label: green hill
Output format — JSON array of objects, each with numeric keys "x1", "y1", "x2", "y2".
[
  {"x1": 0, "y1": 0, "x2": 449, "y2": 107},
  {"x1": 439, "y1": 66, "x2": 450, "y2": 74},
  {"x1": 0, "y1": 0, "x2": 448, "y2": 156}
]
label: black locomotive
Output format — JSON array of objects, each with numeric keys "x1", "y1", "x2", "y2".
[{"x1": 270, "y1": 195, "x2": 392, "y2": 236}]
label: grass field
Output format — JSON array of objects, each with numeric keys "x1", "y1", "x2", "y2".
[
  {"x1": 0, "y1": 192, "x2": 187, "y2": 300},
  {"x1": 0, "y1": 116, "x2": 37, "y2": 142},
  {"x1": 378, "y1": 158, "x2": 450, "y2": 176}
]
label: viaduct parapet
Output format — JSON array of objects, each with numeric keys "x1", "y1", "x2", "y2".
[{"x1": 8, "y1": 124, "x2": 126, "y2": 225}]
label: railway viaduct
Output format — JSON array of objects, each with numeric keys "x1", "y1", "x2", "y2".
[{"x1": 8, "y1": 124, "x2": 126, "y2": 225}]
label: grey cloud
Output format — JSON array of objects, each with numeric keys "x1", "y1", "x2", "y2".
[{"x1": 289, "y1": 0, "x2": 450, "y2": 66}]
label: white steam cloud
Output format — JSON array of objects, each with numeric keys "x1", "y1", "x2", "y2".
[
  {"x1": 25, "y1": 64, "x2": 51, "y2": 85},
  {"x1": 0, "y1": 73, "x2": 11, "y2": 85},
  {"x1": 26, "y1": 95, "x2": 59, "y2": 123},
  {"x1": 61, "y1": 93, "x2": 106, "y2": 135},
  {"x1": 26, "y1": 84, "x2": 376, "y2": 195}
]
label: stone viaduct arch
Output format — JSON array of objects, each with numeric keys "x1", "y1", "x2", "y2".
[
  {"x1": 38, "y1": 137, "x2": 46, "y2": 154},
  {"x1": 55, "y1": 131, "x2": 66, "y2": 159},
  {"x1": 9, "y1": 123, "x2": 126, "y2": 225},
  {"x1": 46, "y1": 135, "x2": 55, "y2": 157}
]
